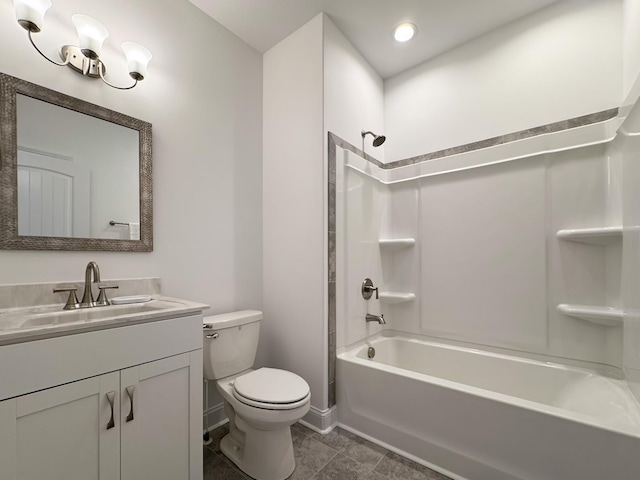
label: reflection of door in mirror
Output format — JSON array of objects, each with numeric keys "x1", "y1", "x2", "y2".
[
  {"x1": 16, "y1": 94, "x2": 140, "y2": 240},
  {"x1": 17, "y1": 149, "x2": 90, "y2": 238}
]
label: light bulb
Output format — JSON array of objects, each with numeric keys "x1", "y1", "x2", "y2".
[
  {"x1": 14, "y1": 0, "x2": 51, "y2": 32},
  {"x1": 72, "y1": 14, "x2": 109, "y2": 59},
  {"x1": 121, "y1": 42, "x2": 152, "y2": 80},
  {"x1": 394, "y1": 23, "x2": 417, "y2": 43}
]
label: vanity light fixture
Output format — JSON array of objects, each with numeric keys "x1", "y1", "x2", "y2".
[
  {"x1": 14, "y1": 0, "x2": 152, "y2": 90},
  {"x1": 394, "y1": 22, "x2": 417, "y2": 43}
]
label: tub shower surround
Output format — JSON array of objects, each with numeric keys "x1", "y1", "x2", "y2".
[
  {"x1": 327, "y1": 107, "x2": 638, "y2": 478},
  {"x1": 326, "y1": 107, "x2": 622, "y2": 409}
]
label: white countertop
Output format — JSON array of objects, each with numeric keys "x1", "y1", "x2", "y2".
[{"x1": 0, "y1": 295, "x2": 208, "y2": 346}]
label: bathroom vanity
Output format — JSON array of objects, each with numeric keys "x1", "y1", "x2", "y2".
[{"x1": 0, "y1": 280, "x2": 206, "y2": 480}]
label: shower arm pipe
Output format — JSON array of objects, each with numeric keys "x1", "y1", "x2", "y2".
[{"x1": 361, "y1": 130, "x2": 386, "y2": 148}]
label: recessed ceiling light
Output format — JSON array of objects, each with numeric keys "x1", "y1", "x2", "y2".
[{"x1": 394, "y1": 23, "x2": 417, "y2": 43}]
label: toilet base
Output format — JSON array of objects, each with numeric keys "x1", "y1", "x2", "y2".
[{"x1": 220, "y1": 426, "x2": 295, "y2": 480}]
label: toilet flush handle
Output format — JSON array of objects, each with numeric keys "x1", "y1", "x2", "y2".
[{"x1": 206, "y1": 332, "x2": 219, "y2": 339}]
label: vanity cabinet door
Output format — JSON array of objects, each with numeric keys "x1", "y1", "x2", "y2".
[
  {"x1": 120, "y1": 351, "x2": 203, "y2": 480},
  {"x1": 0, "y1": 372, "x2": 120, "y2": 480}
]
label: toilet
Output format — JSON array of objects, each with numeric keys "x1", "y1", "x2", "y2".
[{"x1": 202, "y1": 310, "x2": 311, "y2": 480}]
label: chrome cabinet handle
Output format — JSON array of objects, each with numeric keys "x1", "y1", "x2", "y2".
[
  {"x1": 106, "y1": 391, "x2": 115, "y2": 430},
  {"x1": 206, "y1": 332, "x2": 219, "y2": 339},
  {"x1": 126, "y1": 386, "x2": 135, "y2": 422}
]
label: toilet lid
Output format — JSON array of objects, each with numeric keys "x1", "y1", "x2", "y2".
[{"x1": 233, "y1": 367, "x2": 310, "y2": 404}]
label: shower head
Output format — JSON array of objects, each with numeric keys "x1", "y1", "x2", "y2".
[{"x1": 361, "y1": 130, "x2": 386, "y2": 147}]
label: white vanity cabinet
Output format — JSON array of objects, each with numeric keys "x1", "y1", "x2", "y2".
[
  {"x1": 0, "y1": 372, "x2": 121, "y2": 480},
  {"x1": 0, "y1": 313, "x2": 203, "y2": 480}
]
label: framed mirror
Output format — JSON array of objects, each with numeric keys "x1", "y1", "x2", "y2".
[{"x1": 0, "y1": 73, "x2": 152, "y2": 251}]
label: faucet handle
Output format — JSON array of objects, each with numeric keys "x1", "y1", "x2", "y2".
[
  {"x1": 96, "y1": 283, "x2": 119, "y2": 306},
  {"x1": 362, "y1": 278, "x2": 379, "y2": 300},
  {"x1": 53, "y1": 286, "x2": 80, "y2": 310}
]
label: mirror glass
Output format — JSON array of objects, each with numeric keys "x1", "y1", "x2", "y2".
[{"x1": 16, "y1": 94, "x2": 140, "y2": 240}]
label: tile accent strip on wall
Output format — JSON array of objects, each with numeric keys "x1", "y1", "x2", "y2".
[
  {"x1": 383, "y1": 108, "x2": 618, "y2": 169},
  {"x1": 327, "y1": 135, "x2": 337, "y2": 408},
  {"x1": 326, "y1": 107, "x2": 618, "y2": 408}
]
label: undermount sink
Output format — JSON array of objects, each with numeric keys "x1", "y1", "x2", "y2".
[{"x1": 0, "y1": 299, "x2": 186, "y2": 331}]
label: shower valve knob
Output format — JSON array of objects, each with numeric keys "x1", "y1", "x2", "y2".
[{"x1": 362, "y1": 278, "x2": 378, "y2": 300}]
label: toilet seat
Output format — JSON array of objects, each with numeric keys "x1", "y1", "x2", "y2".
[{"x1": 232, "y1": 367, "x2": 310, "y2": 410}]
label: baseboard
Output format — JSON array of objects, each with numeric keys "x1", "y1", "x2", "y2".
[
  {"x1": 202, "y1": 402, "x2": 227, "y2": 433},
  {"x1": 300, "y1": 405, "x2": 338, "y2": 434}
]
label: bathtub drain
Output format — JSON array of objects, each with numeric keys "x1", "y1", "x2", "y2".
[{"x1": 367, "y1": 346, "x2": 375, "y2": 358}]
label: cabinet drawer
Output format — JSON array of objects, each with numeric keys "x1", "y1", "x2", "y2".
[{"x1": 0, "y1": 314, "x2": 202, "y2": 401}]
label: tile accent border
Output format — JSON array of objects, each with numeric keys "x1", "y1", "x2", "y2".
[
  {"x1": 384, "y1": 109, "x2": 618, "y2": 169},
  {"x1": 326, "y1": 108, "x2": 618, "y2": 408}
]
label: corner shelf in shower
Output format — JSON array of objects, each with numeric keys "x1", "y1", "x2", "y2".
[
  {"x1": 379, "y1": 292, "x2": 416, "y2": 304},
  {"x1": 556, "y1": 226, "x2": 622, "y2": 245},
  {"x1": 378, "y1": 238, "x2": 416, "y2": 251},
  {"x1": 557, "y1": 304, "x2": 623, "y2": 327}
]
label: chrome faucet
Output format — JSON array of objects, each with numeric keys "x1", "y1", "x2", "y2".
[
  {"x1": 80, "y1": 261, "x2": 101, "y2": 308},
  {"x1": 53, "y1": 262, "x2": 118, "y2": 310},
  {"x1": 366, "y1": 313, "x2": 386, "y2": 325}
]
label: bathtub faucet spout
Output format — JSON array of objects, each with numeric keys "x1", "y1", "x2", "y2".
[{"x1": 366, "y1": 313, "x2": 386, "y2": 324}]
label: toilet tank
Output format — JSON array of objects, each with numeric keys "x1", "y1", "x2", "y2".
[{"x1": 202, "y1": 310, "x2": 262, "y2": 380}]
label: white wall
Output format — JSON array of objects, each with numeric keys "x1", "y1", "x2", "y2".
[
  {"x1": 624, "y1": 0, "x2": 640, "y2": 97},
  {"x1": 262, "y1": 15, "x2": 326, "y2": 412},
  {"x1": 323, "y1": 17, "x2": 385, "y2": 159},
  {"x1": 0, "y1": 0, "x2": 263, "y2": 310},
  {"x1": 384, "y1": 0, "x2": 622, "y2": 161}
]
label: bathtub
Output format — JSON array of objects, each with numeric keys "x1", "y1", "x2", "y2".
[{"x1": 337, "y1": 332, "x2": 640, "y2": 480}]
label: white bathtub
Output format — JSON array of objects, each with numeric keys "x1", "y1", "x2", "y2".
[{"x1": 337, "y1": 333, "x2": 640, "y2": 480}]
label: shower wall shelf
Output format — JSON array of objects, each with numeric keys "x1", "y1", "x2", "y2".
[
  {"x1": 557, "y1": 304, "x2": 623, "y2": 327},
  {"x1": 556, "y1": 226, "x2": 622, "y2": 245},
  {"x1": 379, "y1": 292, "x2": 416, "y2": 304},
  {"x1": 378, "y1": 238, "x2": 416, "y2": 251}
]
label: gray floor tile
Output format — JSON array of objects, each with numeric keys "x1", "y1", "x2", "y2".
[
  {"x1": 204, "y1": 423, "x2": 452, "y2": 480},
  {"x1": 374, "y1": 451, "x2": 451, "y2": 480},
  {"x1": 340, "y1": 435, "x2": 387, "y2": 469},
  {"x1": 204, "y1": 451, "x2": 250, "y2": 480},
  {"x1": 312, "y1": 427, "x2": 358, "y2": 450},
  {"x1": 203, "y1": 445, "x2": 216, "y2": 462},
  {"x1": 291, "y1": 422, "x2": 316, "y2": 438},
  {"x1": 313, "y1": 454, "x2": 387, "y2": 480},
  {"x1": 313, "y1": 427, "x2": 387, "y2": 469},
  {"x1": 206, "y1": 423, "x2": 229, "y2": 454},
  {"x1": 289, "y1": 433, "x2": 339, "y2": 479}
]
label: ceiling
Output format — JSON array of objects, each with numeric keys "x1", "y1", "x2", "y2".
[{"x1": 188, "y1": 0, "x2": 559, "y2": 79}]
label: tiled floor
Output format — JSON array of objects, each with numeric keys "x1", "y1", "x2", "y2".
[{"x1": 203, "y1": 422, "x2": 452, "y2": 480}]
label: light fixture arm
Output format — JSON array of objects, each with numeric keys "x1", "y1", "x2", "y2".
[
  {"x1": 98, "y1": 64, "x2": 138, "y2": 91},
  {"x1": 15, "y1": 4, "x2": 151, "y2": 91},
  {"x1": 28, "y1": 30, "x2": 70, "y2": 67}
]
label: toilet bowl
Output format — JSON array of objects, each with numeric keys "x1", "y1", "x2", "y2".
[{"x1": 203, "y1": 310, "x2": 311, "y2": 480}]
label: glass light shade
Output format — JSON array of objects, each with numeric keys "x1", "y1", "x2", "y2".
[
  {"x1": 394, "y1": 23, "x2": 417, "y2": 43},
  {"x1": 14, "y1": 0, "x2": 51, "y2": 31},
  {"x1": 121, "y1": 42, "x2": 152, "y2": 80},
  {"x1": 72, "y1": 14, "x2": 109, "y2": 58}
]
